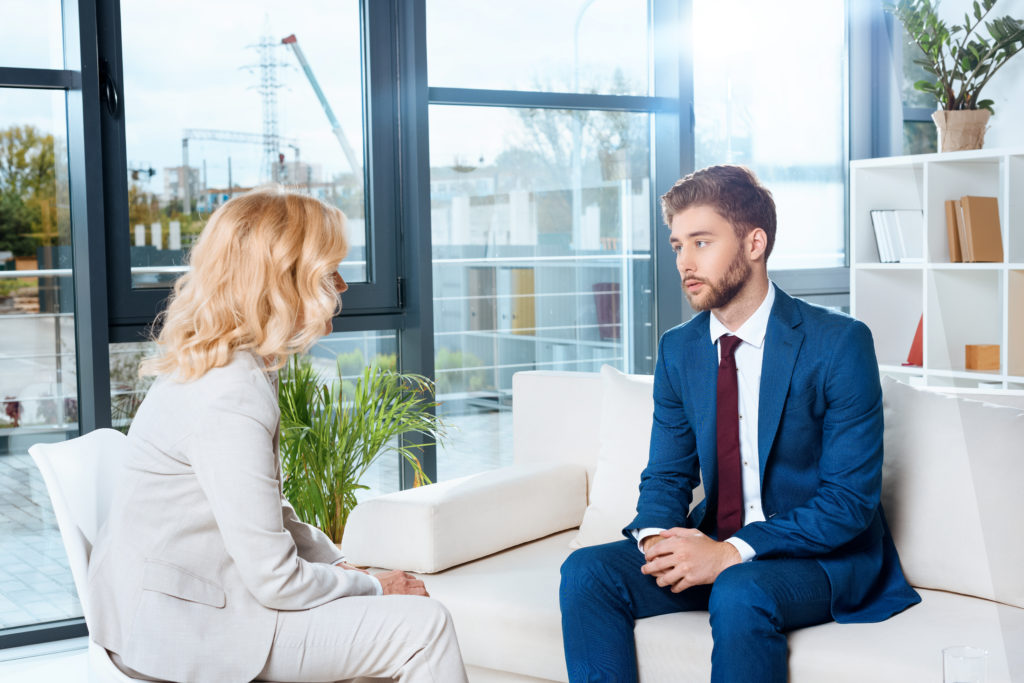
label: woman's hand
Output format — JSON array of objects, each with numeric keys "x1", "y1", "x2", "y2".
[{"x1": 374, "y1": 569, "x2": 429, "y2": 597}]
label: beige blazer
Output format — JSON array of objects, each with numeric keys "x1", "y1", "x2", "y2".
[{"x1": 87, "y1": 352, "x2": 380, "y2": 683}]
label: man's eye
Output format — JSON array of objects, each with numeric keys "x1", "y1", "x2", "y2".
[{"x1": 696, "y1": 240, "x2": 708, "y2": 248}]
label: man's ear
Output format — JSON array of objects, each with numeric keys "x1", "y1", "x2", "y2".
[{"x1": 748, "y1": 228, "x2": 768, "y2": 262}]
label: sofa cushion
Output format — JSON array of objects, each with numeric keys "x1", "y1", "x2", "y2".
[
  {"x1": 415, "y1": 531, "x2": 575, "y2": 682},
  {"x1": 419, "y1": 527, "x2": 1024, "y2": 682},
  {"x1": 635, "y1": 589, "x2": 1022, "y2": 682},
  {"x1": 570, "y1": 366, "x2": 654, "y2": 548},
  {"x1": 342, "y1": 463, "x2": 587, "y2": 574},
  {"x1": 881, "y1": 377, "x2": 1024, "y2": 608}
]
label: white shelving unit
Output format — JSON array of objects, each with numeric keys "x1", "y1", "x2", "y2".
[{"x1": 850, "y1": 146, "x2": 1024, "y2": 390}]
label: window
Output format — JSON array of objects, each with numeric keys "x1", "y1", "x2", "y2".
[
  {"x1": 0, "y1": 53, "x2": 85, "y2": 641},
  {"x1": 425, "y1": 0, "x2": 668, "y2": 481},
  {"x1": 896, "y1": 23, "x2": 938, "y2": 155},
  {"x1": 101, "y1": 0, "x2": 400, "y2": 332},
  {"x1": 693, "y1": 0, "x2": 848, "y2": 269}
]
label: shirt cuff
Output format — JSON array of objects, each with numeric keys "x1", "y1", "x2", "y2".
[
  {"x1": 333, "y1": 559, "x2": 383, "y2": 596},
  {"x1": 631, "y1": 527, "x2": 666, "y2": 553},
  {"x1": 725, "y1": 536, "x2": 756, "y2": 562}
]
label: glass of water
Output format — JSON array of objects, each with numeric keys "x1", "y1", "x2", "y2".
[{"x1": 943, "y1": 645, "x2": 988, "y2": 683}]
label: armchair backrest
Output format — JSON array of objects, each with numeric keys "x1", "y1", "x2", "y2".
[{"x1": 29, "y1": 428, "x2": 131, "y2": 620}]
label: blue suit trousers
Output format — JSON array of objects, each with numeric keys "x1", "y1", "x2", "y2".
[{"x1": 560, "y1": 540, "x2": 833, "y2": 682}]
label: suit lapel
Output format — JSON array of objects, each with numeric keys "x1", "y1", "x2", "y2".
[
  {"x1": 757, "y1": 286, "x2": 804, "y2": 482},
  {"x1": 681, "y1": 313, "x2": 719, "y2": 495}
]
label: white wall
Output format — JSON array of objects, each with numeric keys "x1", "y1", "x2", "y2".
[{"x1": 938, "y1": 0, "x2": 1024, "y2": 149}]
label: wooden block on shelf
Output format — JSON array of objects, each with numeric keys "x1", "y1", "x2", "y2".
[{"x1": 965, "y1": 344, "x2": 1000, "y2": 371}]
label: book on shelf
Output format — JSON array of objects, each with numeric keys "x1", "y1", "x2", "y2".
[
  {"x1": 960, "y1": 196, "x2": 1003, "y2": 263},
  {"x1": 944, "y1": 199, "x2": 962, "y2": 262},
  {"x1": 869, "y1": 209, "x2": 924, "y2": 263},
  {"x1": 956, "y1": 200, "x2": 973, "y2": 262}
]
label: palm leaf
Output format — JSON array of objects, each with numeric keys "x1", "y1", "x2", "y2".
[{"x1": 279, "y1": 355, "x2": 447, "y2": 542}]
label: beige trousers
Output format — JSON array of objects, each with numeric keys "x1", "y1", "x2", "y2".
[{"x1": 256, "y1": 595, "x2": 468, "y2": 683}]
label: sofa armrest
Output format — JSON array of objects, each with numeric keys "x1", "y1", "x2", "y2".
[{"x1": 341, "y1": 462, "x2": 588, "y2": 573}]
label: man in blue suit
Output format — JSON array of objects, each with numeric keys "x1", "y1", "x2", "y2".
[{"x1": 559, "y1": 165, "x2": 920, "y2": 682}]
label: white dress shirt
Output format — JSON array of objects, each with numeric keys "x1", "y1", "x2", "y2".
[{"x1": 633, "y1": 283, "x2": 776, "y2": 563}]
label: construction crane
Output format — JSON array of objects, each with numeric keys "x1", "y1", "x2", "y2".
[{"x1": 281, "y1": 34, "x2": 362, "y2": 177}]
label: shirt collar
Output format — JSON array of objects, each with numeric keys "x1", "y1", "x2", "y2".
[{"x1": 709, "y1": 281, "x2": 775, "y2": 349}]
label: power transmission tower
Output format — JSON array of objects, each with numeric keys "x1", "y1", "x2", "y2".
[{"x1": 245, "y1": 27, "x2": 288, "y2": 183}]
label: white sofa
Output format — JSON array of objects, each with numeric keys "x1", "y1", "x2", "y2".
[{"x1": 343, "y1": 369, "x2": 1024, "y2": 682}]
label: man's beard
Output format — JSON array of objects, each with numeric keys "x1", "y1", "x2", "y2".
[{"x1": 684, "y1": 247, "x2": 752, "y2": 312}]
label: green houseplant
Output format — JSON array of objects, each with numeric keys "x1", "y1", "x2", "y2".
[
  {"x1": 888, "y1": 0, "x2": 1024, "y2": 151},
  {"x1": 278, "y1": 356, "x2": 447, "y2": 543}
]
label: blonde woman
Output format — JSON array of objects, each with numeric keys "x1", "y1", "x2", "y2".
[{"x1": 87, "y1": 187, "x2": 468, "y2": 683}]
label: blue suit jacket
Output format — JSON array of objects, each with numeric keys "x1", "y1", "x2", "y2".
[{"x1": 625, "y1": 285, "x2": 920, "y2": 623}]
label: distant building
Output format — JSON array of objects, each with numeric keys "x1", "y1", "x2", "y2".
[{"x1": 161, "y1": 166, "x2": 201, "y2": 207}]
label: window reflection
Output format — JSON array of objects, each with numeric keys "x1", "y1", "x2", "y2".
[
  {"x1": 429, "y1": 104, "x2": 655, "y2": 480},
  {"x1": 693, "y1": 0, "x2": 847, "y2": 269},
  {"x1": 0, "y1": 87, "x2": 81, "y2": 633},
  {"x1": 119, "y1": 0, "x2": 368, "y2": 288}
]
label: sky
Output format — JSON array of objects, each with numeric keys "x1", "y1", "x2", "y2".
[{"x1": 1, "y1": 0, "x2": 649, "y2": 191}]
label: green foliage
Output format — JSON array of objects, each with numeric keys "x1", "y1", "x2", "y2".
[
  {"x1": 278, "y1": 356, "x2": 446, "y2": 543},
  {"x1": 0, "y1": 276, "x2": 34, "y2": 298},
  {"x1": 0, "y1": 125, "x2": 58, "y2": 257},
  {"x1": 888, "y1": 0, "x2": 1024, "y2": 112},
  {"x1": 434, "y1": 348, "x2": 489, "y2": 395}
]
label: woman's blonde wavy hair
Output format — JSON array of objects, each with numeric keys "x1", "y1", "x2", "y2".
[{"x1": 140, "y1": 186, "x2": 348, "y2": 381}]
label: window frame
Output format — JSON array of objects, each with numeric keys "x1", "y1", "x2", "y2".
[
  {"x1": 0, "y1": 0, "x2": 107, "y2": 650},
  {"x1": 95, "y1": 0, "x2": 405, "y2": 342},
  {"x1": 423, "y1": 0, "x2": 689, "y2": 373}
]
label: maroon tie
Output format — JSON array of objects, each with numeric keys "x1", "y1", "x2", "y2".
[{"x1": 716, "y1": 334, "x2": 743, "y2": 539}]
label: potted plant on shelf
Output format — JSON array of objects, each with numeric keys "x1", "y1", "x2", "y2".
[
  {"x1": 278, "y1": 356, "x2": 448, "y2": 544},
  {"x1": 888, "y1": 0, "x2": 1024, "y2": 152}
]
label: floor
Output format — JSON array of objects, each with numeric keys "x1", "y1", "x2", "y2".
[
  {"x1": 0, "y1": 453, "x2": 82, "y2": 629},
  {"x1": 0, "y1": 638, "x2": 90, "y2": 683}
]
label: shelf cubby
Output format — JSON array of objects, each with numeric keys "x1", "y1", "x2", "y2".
[
  {"x1": 1010, "y1": 270, "x2": 1024, "y2": 377},
  {"x1": 851, "y1": 163, "x2": 924, "y2": 265},
  {"x1": 926, "y1": 269, "x2": 1002, "y2": 373},
  {"x1": 925, "y1": 159, "x2": 1002, "y2": 264},
  {"x1": 852, "y1": 147, "x2": 1024, "y2": 391},
  {"x1": 852, "y1": 268, "x2": 922, "y2": 367},
  {"x1": 1007, "y1": 155, "x2": 1024, "y2": 263}
]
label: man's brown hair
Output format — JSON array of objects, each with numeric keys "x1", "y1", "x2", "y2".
[{"x1": 660, "y1": 164, "x2": 777, "y2": 260}]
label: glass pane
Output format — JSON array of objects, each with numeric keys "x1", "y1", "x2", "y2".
[
  {"x1": 429, "y1": 104, "x2": 655, "y2": 481},
  {"x1": 0, "y1": 1, "x2": 63, "y2": 69},
  {"x1": 119, "y1": 1, "x2": 368, "y2": 288},
  {"x1": 307, "y1": 331, "x2": 400, "y2": 500},
  {"x1": 427, "y1": 0, "x2": 650, "y2": 95},
  {"x1": 109, "y1": 342, "x2": 156, "y2": 431},
  {"x1": 693, "y1": 0, "x2": 846, "y2": 269},
  {"x1": 900, "y1": 26, "x2": 936, "y2": 110},
  {"x1": 0, "y1": 88, "x2": 81, "y2": 630},
  {"x1": 903, "y1": 120, "x2": 937, "y2": 156}
]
